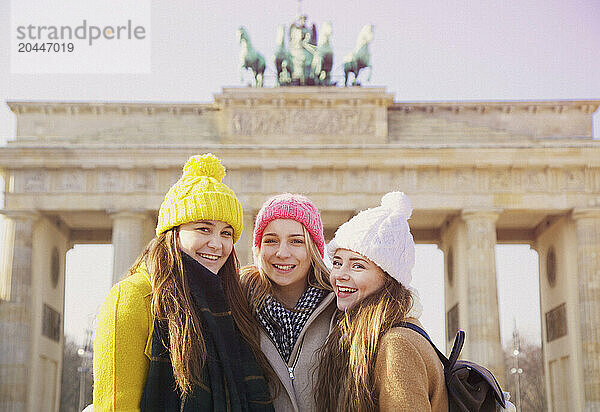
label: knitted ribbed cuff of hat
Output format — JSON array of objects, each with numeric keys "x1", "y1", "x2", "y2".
[{"x1": 156, "y1": 191, "x2": 243, "y2": 242}]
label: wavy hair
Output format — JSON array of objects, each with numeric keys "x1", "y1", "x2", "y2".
[
  {"x1": 127, "y1": 227, "x2": 275, "y2": 396},
  {"x1": 314, "y1": 274, "x2": 413, "y2": 412}
]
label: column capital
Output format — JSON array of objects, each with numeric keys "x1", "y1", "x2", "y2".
[
  {"x1": 0, "y1": 209, "x2": 41, "y2": 223},
  {"x1": 461, "y1": 209, "x2": 502, "y2": 222},
  {"x1": 571, "y1": 208, "x2": 600, "y2": 221},
  {"x1": 107, "y1": 209, "x2": 153, "y2": 221}
]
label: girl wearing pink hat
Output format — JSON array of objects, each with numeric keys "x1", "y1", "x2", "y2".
[
  {"x1": 315, "y1": 192, "x2": 448, "y2": 412},
  {"x1": 240, "y1": 193, "x2": 336, "y2": 412}
]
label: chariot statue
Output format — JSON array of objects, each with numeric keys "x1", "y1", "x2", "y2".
[{"x1": 237, "y1": 15, "x2": 373, "y2": 87}]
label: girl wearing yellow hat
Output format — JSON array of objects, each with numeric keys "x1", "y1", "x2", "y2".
[{"x1": 93, "y1": 154, "x2": 274, "y2": 411}]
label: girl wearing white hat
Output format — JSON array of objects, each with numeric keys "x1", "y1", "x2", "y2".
[{"x1": 315, "y1": 192, "x2": 448, "y2": 411}]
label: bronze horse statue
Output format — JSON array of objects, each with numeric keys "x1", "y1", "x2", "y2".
[
  {"x1": 237, "y1": 26, "x2": 266, "y2": 87},
  {"x1": 343, "y1": 24, "x2": 373, "y2": 86}
]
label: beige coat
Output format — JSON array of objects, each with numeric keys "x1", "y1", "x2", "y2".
[
  {"x1": 260, "y1": 292, "x2": 336, "y2": 412},
  {"x1": 374, "y1": 320, "x2": 449, "y2": 412}
]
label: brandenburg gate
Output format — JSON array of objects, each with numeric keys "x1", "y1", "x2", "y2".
[{"x1": 1, "y1": 87, "x2": 599, "y2": 411}]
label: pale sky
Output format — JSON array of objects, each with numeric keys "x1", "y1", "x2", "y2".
[{"x1": 2, "y1": 0, "x2": 599, "y2": 349}]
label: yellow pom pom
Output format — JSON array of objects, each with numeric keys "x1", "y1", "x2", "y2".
[{"x1": 182, "y1": 153, "x2": 226, "y2": 181}]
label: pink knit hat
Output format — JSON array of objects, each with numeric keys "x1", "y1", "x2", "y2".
[{"x1": 253, "y1": 193, "x2": 325, "y2": 257}]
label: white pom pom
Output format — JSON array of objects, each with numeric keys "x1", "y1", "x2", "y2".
[{"x1": 381, "y1": 191, "x2": 412, "y2": 218}]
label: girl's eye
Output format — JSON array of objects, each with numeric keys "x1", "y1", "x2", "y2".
[
  {"x1": 221, "y1": 230, "x2": 233, "y2": 237},
  {"x1": 196, "y1": 227, "x2": 210, "y2": 233},
  {"x1": 352, "y1": 263, "x2": 365, "y2": 270},
  {"x1": 263, "y1": 239, "x2": 277, "y2": 244},
  {"x1": 291, "y1": 239, "x2": 304, "y2": 244},
  {"x1": 332, "y1": 260, "x2": 342, "y2": 267}
]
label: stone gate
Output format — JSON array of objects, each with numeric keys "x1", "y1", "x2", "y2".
[{"x1": 1, "y1": 87, "x2": 599, "y2": 411}]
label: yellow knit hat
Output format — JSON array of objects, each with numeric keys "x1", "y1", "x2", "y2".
[{"x1": 156, "y1": 153, "x2": 243, "y2": 242}]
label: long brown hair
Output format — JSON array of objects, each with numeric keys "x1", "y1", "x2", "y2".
[
  {"x1": 127, "y1": 227, "x2": 274, "y2": 396},
  {"x1": 314, "y1": 274, "x2": 413, "y2": 412},
  {"x1": 240, "y1": 225, "x2": 332, "y2": 312}
]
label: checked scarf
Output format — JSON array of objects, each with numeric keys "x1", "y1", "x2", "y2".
[
  {"x1": 257, "y1": 286, "x2": 327, "y2": 362},
  {"x1": 140, "y1": 253, "x2": 273, "y2": 412}
]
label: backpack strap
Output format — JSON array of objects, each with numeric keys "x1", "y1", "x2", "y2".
[{"x1": 395, "y1": 322, "x2": 450, "y2": 368}]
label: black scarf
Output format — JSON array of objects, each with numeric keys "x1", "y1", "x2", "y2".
[{"x1": 140, "y1": 253, "x2": 274, "y2": 412}]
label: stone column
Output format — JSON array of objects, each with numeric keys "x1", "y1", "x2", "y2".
[
  {"x1": 110, "y1": 211, "x2": 152, "y2": 284},
  {"x1": 236, "y1": 210, "x2": 256, "y2": 267},
  {"x1": 572, "y1": 209, "x2": 600, "y2": 411},
  {"x1": 0, "y1": 211, "x2": 39, "y2": 411},
  {"x1": 461, "y1": 210, "x2": 505, "y2": 381}
]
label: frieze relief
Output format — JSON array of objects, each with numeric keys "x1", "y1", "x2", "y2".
[
  {"x1": 55, "y1": 171, "x2": 86, "y2": 192},
  {"x1": 562, "y1": 169, "x2": 585, "y2": 191},
  {"x1": 96, "y1": 170, "x2": 124, "y2": 193},
  {"x1": 230, "y1": 108, "x2": 376, "y2": 136},
  {"x1": 374, "y1": 170, "x2": 398, "y2": 193},
  {"x1": 451, "y1": 169, "x2": 475, "y2": 192},
  {"x1": 132, "y1": 170, "x2": 158, "y2": 192},
  {"x1": 275, "y1": 170, "x2": 296, "y2": 191},
  {"x1": 489, "y1": 169, "x2": 512, "y2": 192},
  {"x1": 524, "y1": 169, "x2": 547, "y2": 192},
  {"x1": 309, "y1": 170, "x2": 338, "y2": 193},
  {"x1": 19, "y1": 170, "x2": 49, "y2": 192},
  {"x1": 417, "y1": 169, "x2": 439, "y2": 192},
  {"x1": 9, "y1": 166, "x2": 598, "y2": 197},
  {"x1": 240, "y1": 170, "x2": 263, "y2": 192},
  {"x1": 343, "y1": 170, "x2": 366, "y2": 193},
  {"x1": 593, "y1": 169, "x2": 600, "y2": 192}
]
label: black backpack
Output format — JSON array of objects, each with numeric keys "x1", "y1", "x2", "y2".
[{"x1": 397, "y1": 322, "x2": 506, "y2": 412}]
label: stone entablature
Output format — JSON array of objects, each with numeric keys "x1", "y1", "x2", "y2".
[
  {"x1": 8, "y1": 102, "x2": 220, "y2": 144},
  {"x1": 3, "y1": 145, "x2": 600, "y2": 214},
  {"x1": 389, "y1": 101, "x2": 597, "y2": 140},
  {"x1": 9, "y1": 90, "x2": 596, "y2": 145},
  {"x1": 6, "y1": 162, "x2": 600, "y2": 197}
]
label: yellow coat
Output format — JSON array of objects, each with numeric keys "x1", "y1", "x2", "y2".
[{"x1": 93, "y1": 265, "x2": 154, "y2": 411}]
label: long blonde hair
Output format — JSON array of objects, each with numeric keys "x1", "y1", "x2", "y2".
[
  {"x1": 314, "y1": 274, "x2": 413, "y2": 412},
  {"x1": 127, "y1": 227, "x2": 274, "y2": 396},
  {"x1": 240, "y1": 225, "x2": 331, "y2": 312}
]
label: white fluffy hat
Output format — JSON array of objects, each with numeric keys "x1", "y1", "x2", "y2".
[{"x1": 327, "y1": 191, "x2": 416, "y2": 287}]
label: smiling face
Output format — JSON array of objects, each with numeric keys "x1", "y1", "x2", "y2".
[
  {"x1": 330, "y1": 248, "x2": 386, "y2": 311},
  {"x1": 178, "y1": 220, "x2": 234, "y2": 274},
  {"x1": 259, "y1": 219, "x2": 311, "y2": 303}
]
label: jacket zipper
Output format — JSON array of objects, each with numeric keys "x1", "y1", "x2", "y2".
[
  {"x1": 261, "y1": 326, "x2": 305, "y2": 382},
  {"x1": 287, "y1": 335, "x2": 305, "y2": 381}
]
